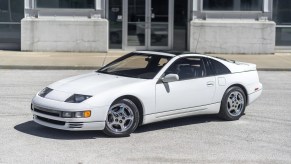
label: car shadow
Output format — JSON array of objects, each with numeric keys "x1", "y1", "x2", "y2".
[
  {"x1": 135, "y1": 114, "x2": 222, "y2": 133},
  {"x1": 14, "y1": 114, "x2": 222, "y2": 139},
  {"x1": 14, "y1": 121, "x2": 107, "y2": 140}
]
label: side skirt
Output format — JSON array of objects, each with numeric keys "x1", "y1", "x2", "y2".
[{"x1": 142, "y1": 102, "x2": 221, "y2": 125}]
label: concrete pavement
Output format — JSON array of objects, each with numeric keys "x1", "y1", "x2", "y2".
[
  {"x1": 0, "y1": 70, "x2": 290, "y2": 163},
  {"x1": 0, "y1": 50, "x2": 291, "y2": 70}
]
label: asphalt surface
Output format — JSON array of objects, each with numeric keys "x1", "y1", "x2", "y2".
[{"x1": 0, "y1": 70, "x2": 290, "y2": 164}]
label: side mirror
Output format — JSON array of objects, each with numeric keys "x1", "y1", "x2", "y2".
[{"x1": 162, "y1": 74, "x2": 179, "y2": 83}]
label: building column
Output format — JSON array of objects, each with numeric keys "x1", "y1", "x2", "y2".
[{"x1": 95, "y1": 0, "x2": 106, "y2": 18}]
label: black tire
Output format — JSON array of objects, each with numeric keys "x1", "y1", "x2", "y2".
[
  {"x1": 219, "y1": 86, "x2": 246, "y2": 121},
  {"x1": 103, "y1": 99, "x2": 140, "y2": 137}
]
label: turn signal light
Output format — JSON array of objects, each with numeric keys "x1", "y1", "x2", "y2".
[{"x1": 84, "y1": 111, "x2": 91, "y2": 118}]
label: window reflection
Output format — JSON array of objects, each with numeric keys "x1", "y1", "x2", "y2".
[
  {"x1": 273, "y1": 0, "x2": 291, "y2": 46},
  {"x1": 0, "y1": 0, "x2": 24, "y2": 50},
  {"x1": 273, "y1": 0, "x2": 291, "y2": 25},
  {"x1": 203, "y1": 0, "x2": 263, "y2": 11},
  {"x1": 0, "y1": 0, "x2": 24, "y2": 22},
  {"x1": 127, "y1": 0, "x2": 146, "y2": 46},
  {"x1": 109, "y1": 0, "x2": 123, "y2": 49},
  {"x1": 36, "y1": 0, "x2": 95, "y2": 9}
]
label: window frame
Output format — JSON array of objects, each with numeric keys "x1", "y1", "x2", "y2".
[
  {"x1": 161, "y1": 56, "x2": 207, "y2": 82},
  {"x1": 97, "y1": 52, "x2": 173, "y2": 79},
  {"x1": 204, "y1": 57, "x2": 231, "y2": 76}
]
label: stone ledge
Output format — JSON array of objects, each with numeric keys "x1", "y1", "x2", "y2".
[
  {"x1": 190, "y1": 20, "x2": 276, "y2": 54},
  {"x1": 21, "y1": 18, "x2": 108, "y2": 52}
]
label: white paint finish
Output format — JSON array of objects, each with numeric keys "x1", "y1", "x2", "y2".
[
  {"x1": 218, "y1": 77, "x2": 226, "y2": 86},
  {"x1": 47, "y1": 72, "x2": 157, "y2": 116},
  {"x1": 31, "y1": 52, "x2": 263, "y2": 131},
  {"x1": 21, "y1": 18, "x2": 108, "y2": 52},
  {"x1": 45, "y1": 90, "x2": 72, "y2": 102},
  {"x1": 190, "y1": 20, "x2": 276, "y2": 54},
  {"x1": 143, "y1": 102, "x2": 220, "y2": 124},
  {"x1": 34, "y1": 117, "x2": 105, "y2": 131},
  {"x1": 248, "y1": 88, "x2": 263, "y2": 105},
  {"x1": 155, "y1": 77, "x2": 216, "y2": 114},
  {"x1": 211, "y1": 71, "x2": 262, "y2": 105}
]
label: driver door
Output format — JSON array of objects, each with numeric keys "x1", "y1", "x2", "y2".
[{"x1": 155, "y1": 57, "x2": 216, "y2": 114}]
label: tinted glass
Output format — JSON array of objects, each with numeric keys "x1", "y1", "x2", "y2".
[
  {"x1": 165, "y1": 57, "x2": 206, "y2": 80},
  {"x1": 273, "y1": 0, "x2": 291, "y2": 46},
  {"x1": 203, "y1": 0, "x2": 263, "y2": 11},
  {"x1": 240, "y1": 0, "x2": 263, "y2": 11},
  {"x1": 98, "y1": 53, "x2": 172, "y2": 79},
  {"x1": 276, "y1": 27, "x2": 291, "y2": 46},
  {"x1": 127, "y1": 0, "x2": 146, "y2": 46},
  {"x1": 0, "y1": 0, "x2": 24, "y2": 22},
  {"x1": 203, "y1": 0, "x2": 234, "y2": 10},
  {"x1": 151, "y1": 0, "x2": 169, "y2": 46},
  {"x1": 36, "y1": 0, "x2": 94, "y2": 8},
  {"x1": 0, "y1": 0, "x2": 24, "y2": 50},
  {"x1": 173, "y1": 0, "x2": 188, "y2": 50},
  {"x1": 208, "y1": 58, "x2": 231, "y2": 75},
  {"x1": 109, "y1": 0, "x2": 122, "y2": 49},
  {"x1": 273, "y1": 0, "x2": 291, "y2": 25}
]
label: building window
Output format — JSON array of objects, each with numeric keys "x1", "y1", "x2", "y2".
[
  {"x1": 0, "y1": 0, "x2": 24, "y2": 22},
  {"x1": 273, "y1": 0, "x2": 291, "y2": 46},
  {"x1": 273, "y1": 0, "x2": 291, "y2": 25},
  {"x1": 36, "y1": 0, "x2": 95, "y2": 9},
  {"x1": 203, "y1": 0, "x2": 263, "y2": 11},
  {"x1": 0, "y1": 0, "x2": 24, "y2": 50},
  {"x1": 109, "y1": 0, "x2": 123, "y2": 49}
]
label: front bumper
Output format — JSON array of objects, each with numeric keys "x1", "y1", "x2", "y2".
[
  {"x1": 33, "y1": 114, "x2": 105, "y2": 131},
  {"x1": 31, "y1": 95, "x2": 108, "y2": 131}
]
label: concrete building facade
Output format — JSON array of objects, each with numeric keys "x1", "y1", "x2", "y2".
[{"x1": 0, "y1": 0, "x2": 290, "y2": 54}]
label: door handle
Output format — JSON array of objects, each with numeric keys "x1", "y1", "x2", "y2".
[{"x1": 207, "y1": 81, "x2": 215, "y2": 87}]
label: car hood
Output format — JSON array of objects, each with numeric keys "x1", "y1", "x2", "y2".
[{"x1": 48, "y1": 72, "x2": 146, "y2": 96}]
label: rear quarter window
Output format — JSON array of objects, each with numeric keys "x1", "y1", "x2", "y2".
[{"x1": 207, "y1": 58, "x2": 231, "y2": 75}]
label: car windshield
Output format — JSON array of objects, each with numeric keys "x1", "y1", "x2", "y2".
[{"x1": 97, "y1": 53, "x2": 173, "y2": 79}]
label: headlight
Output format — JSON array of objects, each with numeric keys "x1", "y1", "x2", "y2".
[
  {"x1": 62, "y1": 112, "x2": 73, "y2": 118},
  {"x1": 62, "y1": 111, "x2": 91, "y2": 118},
  {"x1": 38, "y1": 87, "x2": 53, "y2": 97},
  {"x1": 65, "y1": 94, "x2": 92, "y2": 103}
]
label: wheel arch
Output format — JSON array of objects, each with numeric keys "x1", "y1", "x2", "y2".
[
  {"x1": 112, "y1": 95, "x2": 144, "y2": 126},
  {"x1": 227, "y1": 84, "x2": 248, "y2": 105}
]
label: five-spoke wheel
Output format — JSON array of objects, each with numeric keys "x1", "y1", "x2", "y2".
[
  {"x1": 219, "y1": 86, "x2": 246, "y2": 121},
  {"x1": 103, "y1": 99, "x2": 139, "y2": 137}
]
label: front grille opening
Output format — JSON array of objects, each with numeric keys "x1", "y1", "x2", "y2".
[
  {"x1": 68, "y1": 123, "x2": 83, "y2": 128},
  {"x1": 34, "y1": 107, "x2": 60, "y2": 117},
  {"x1": 36, "y1": 116, "x2": 65, "y2": 126}
]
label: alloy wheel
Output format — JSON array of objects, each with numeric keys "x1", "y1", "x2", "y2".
[
  {"x1": 106, "y1": 103, "x2": 134, "y2": 133},
  {"x1": 227, "y1": 91, "x2": 245, "y2": 117}
]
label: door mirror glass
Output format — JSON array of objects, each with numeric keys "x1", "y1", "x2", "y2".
[{"x1": 162, "y1": 74, "x2": 179, "y2": 83}]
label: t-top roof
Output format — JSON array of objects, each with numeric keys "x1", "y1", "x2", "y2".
[{"x1": 136, "y1": 50, "x2": 193, "y2": 56}]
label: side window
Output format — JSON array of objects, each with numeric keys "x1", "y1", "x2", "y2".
[
  {"x1": 165, "y1": 57, "x2": 206, "y2": 80},
  {"x1": 207, "y1": 58, "x2": 231, "y2": 75}
]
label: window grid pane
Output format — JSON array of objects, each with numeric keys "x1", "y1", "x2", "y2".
[
  {"x1": 36, "y1": 0, "x2": 95, "y2": 9},
  {"x1": 203, "y1": 0, "x2": 263, "y2": 11}
]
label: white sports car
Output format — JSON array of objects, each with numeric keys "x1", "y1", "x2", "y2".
[{"x1": 31, "y1": 51, "x2": 262, "y2": 137}]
